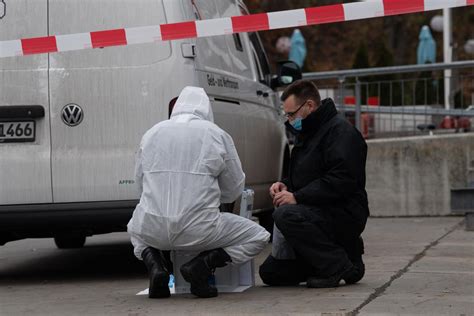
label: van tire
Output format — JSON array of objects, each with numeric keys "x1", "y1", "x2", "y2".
[{"x1": 54, "y1": 234, "x2": 86, "y2": 249}]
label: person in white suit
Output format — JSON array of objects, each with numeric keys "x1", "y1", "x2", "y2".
[{"x1": 128, "y1": 86, "x2": 270, "y2": 298}]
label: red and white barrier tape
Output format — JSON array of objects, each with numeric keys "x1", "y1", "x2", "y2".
[{"x1": 1, "y1": 0, "x2": 472, "y2": 59}]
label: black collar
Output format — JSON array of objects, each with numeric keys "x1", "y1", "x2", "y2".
[{"x1": 285, "y1": 98, "x2": 338, "y2": 136}]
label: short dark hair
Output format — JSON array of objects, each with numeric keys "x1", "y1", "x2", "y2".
[{"x1": 281, "y1": 80, "x2": 321, "y2": 106}]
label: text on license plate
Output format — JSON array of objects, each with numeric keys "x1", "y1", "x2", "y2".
[{"x1": 0, "y1": 121, "x2": 36, "y2": 143}]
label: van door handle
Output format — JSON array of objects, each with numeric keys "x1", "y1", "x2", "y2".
[
  {"x1": 257, "y1": 90, "x2": 269, "y2": 97},
  {"x1": 0, "y1": 105, "x2": 45, "y2": 119}
]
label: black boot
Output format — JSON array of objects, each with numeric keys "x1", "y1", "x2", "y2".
[
  {"x1": 344, "y1": 236, "x2": 365, "y2": 285},
  {"x1": 141, "y1": 247, "x2": 171, "y2": 298},
  {"x1": 306, "y1": 261, "x2": 357, "y2": 288},
  {"x1": 343, "y1": 258, "x2": 365, "y2": 284},
  {"x1": 180, "y1": 248, "x2": 231, "y2": 298}
]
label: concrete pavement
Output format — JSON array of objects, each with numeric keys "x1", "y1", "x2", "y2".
[{"x1": 0, "y1": 217, "x2": 473, "y2": 315}]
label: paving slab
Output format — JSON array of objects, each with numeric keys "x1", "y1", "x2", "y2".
[{"x1": 359, "y1": 218, "x2": 474, "y2": 316}]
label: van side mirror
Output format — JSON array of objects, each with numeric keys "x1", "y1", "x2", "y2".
[{"x1": 271, "y1": 61, "x2": 302, "y2": 89}]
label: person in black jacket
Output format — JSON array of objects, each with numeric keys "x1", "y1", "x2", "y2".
[{"x1": 259, "y1": 80, "x2": 369, "y2": 288}]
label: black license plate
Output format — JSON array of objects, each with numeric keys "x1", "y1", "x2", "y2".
[{"x1": 0, "y1": 121, "x2": 36, "y2": 143}]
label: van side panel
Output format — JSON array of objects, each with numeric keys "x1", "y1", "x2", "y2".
[
  {"x1": 49, "y1": 0, "x2": 175, "y2": 203},
  {"x1": 0, "y1": 1, "x2": 52, "y2": 205}
]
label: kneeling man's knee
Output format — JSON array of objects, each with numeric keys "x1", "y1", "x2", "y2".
[
  {"x1": 273, "y1": 204, "x2": 302, "y2": 230},
  {"x1": 259, "y1": 255, "x2": 302, "y2": 286}
]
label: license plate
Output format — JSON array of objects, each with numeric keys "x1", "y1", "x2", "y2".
[{"x1": 0, "y1": 121, "x2": 36, "y2": 143}]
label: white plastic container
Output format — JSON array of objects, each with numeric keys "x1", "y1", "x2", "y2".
[
  {"x1": 172, "y1": 189, "x2": 256, "y2": 294},
  {"x1": 171, "y1": 251, "x2": 254, "y2": 294}
]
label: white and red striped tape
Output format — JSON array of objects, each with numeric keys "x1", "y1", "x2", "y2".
[{"x1": 1, "y1": 0, "x2": 472, "y2": 59}]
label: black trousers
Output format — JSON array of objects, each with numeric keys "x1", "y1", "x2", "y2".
[{"x1": 259, "y1": 204, "x2": 365, "y2": 286}]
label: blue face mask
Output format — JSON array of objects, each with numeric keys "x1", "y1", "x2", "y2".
[{"x1": 290, "y1": 117, "x2": 303, "y2": 131}]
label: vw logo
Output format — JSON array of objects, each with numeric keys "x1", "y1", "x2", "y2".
[
  {"x1": 0, "y1": 1, "x2": 5, "y2": 19},
  {"x1": 61, "y1": 104, "x2": 84, "y2": 127}
]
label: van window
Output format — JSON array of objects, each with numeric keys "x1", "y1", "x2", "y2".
[
  {"x1": 233, "y1": 34, "x2": 244, "y2": 52},
  {"x1": 238, "y1": 3, "x2": 250, "y2": 16},
  {"x1": 194, "y1": 0, "x2": 252, "y2": 78},
  {"x1": 219, "y1": 1, "x2": 253, "y2": 79},
  {"x1": 193, "y1": 0, "x2": 233, "y2": 74},
  {"x1": 249, "y1": 32, "x2": 271, "y2": 78},
  {"x1": 251, "y1": 46, "x2": 264, "y2": 82},
  {"x1": 191, "y1": 0, "x2": 217, "y2": 19},
  {"x1": 49, "y1": 0, "x2": 171, "y2": 68},
  {"x1": 191, "y1": 0, "x2": 203, "y2": 20}
]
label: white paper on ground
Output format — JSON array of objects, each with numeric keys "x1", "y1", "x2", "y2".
[
  {"x1": 136, "y1": 288, "x2": 149, "y2": 296},
  {"x1": 136, "y1": 286, "x2": 177, "y2": 295},
  {"x1": 136, "y1": 274, "x2": 176, "y2": 295},
  {"x1": 136, "y1": 277, "x2": 176, "y2": 296}
]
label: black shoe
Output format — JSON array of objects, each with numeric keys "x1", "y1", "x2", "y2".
[
  {"x1": 141, "y1": 247, "x2": 171, "y2": 299},
  {"x1": 344, "y1": 257, "x2": 365, "y2": 284},
  {"x1": 180, "y1": 248, "x2": 231, "y2": 298},
  {"x1": 306, "y1": 262, "x2": 356, "y2": 288},
  {"x1": 345, "y1": 237, "x2": 365, "y2": 284}
]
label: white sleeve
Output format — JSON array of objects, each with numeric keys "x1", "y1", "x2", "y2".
[
  {"x1": 218, "y1": 133, "x2": 245, "y2": 203},
  {"x1": 135, "y1": 146, "x2": 144, "y2": 196}
]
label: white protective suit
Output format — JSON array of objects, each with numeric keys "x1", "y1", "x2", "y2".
[{"x1": 127, "y1": 86, "x2": 270, "y2": 264}]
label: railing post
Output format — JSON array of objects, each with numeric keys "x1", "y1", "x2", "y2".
[
  {"x1": 355, "y1": 77, "x2": 362, "y2": 131},
  {"x1": 338, "y1": 76, "x2": 345, "y2": 116}
]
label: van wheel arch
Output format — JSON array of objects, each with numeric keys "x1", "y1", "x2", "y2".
[{"x1": 54, "y1": 233, "x2": 86, "y2": 249}]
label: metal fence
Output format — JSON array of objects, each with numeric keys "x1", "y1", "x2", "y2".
[{"x1": 303, "y1": 61, "x2": 474, "y2": 139}]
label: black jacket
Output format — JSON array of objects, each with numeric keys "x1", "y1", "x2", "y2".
[{"x1": 283, "y1": 98, "x2": 369, "y2": 222}]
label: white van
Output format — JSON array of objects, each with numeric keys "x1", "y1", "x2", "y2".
[{"x1": 0, "y1": 0, "x2": 300, "y2": 248}]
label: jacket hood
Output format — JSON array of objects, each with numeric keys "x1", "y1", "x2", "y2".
[{"x1": 171, "y1": 86, "x2": 214, "y2": 122}]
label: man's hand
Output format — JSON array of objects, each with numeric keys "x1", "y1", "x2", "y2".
[
  {"x1": 273, "y1": 190, "x2": 297, "y2": 207},
  {"x1": 269, "y1": 182, "x2": 288, "y2": 198}
]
